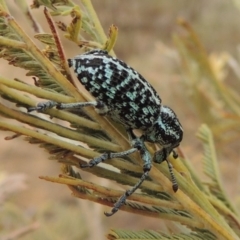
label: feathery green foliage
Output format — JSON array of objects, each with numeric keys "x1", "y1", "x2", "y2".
[{"x1": 0, "y1": 1, "x2": 239, "y2": 240}]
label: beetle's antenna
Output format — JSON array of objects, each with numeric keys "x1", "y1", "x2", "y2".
[{"x1": 166, "y1": 158, "x2": 178, "y2": 192}]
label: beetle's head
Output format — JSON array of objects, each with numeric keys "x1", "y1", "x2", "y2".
[{"x1": 144, "y1": 106, "x2": 183, "y2": 149}]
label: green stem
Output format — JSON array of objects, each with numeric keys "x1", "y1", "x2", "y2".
[
  {"x1": 0, "y1": 0, "x2": 8, "y2": 11},
  {"x1": 0, "y1": 36, "x2": 27, "y2": 49},
  {"x1": 0, "y1": 76, "x2": 74, "y2": 102},
  {"x1": 81, "y1": 0, "x2": 107, "y2": 44},
  {"x1": 0, "y1": 103, "x2": 121, "y2": 152},
  {"x1": 0, "y1": 120, "x2": 97, "y2": 158}
]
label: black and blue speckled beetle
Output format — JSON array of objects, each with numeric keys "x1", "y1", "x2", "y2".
[{"x1": 29, "y1": 49, "x2": 183, "y2": 216}]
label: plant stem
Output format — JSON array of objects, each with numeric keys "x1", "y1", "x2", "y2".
[
  {"x1": 0, "y1": 120, "x2": 97, "y2": 158},
  {"x1": 81, "y1": 0, "x2": 107, "y2": 44},
  {"x1": 0, "y1": 102, "x2": 121, "y2": 152}
]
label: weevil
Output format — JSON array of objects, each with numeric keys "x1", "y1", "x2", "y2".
[{"x1": 28, "y1": 49, "x2": 183, "y2": 216}]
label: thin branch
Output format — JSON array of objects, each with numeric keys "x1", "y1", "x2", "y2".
[
  {"x1": 0, "y1": 36, "x2": 27, "y2": 49},
  {"x1": 43, "y1": 7, "x2": 75, "y2": 84}
]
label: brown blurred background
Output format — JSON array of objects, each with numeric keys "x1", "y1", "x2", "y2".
[{"x1": 1, "y1": 0, "x2": 240, "y2": 239}]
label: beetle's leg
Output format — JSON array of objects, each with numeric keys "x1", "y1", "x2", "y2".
[
  {"x1": 81, "y1": 128, "x2": 152, "y2": 216},
  {"x1": 104, "y1": 131, "x2": 152, "y2": 216},
  {"x1": 80, "y1": 148, "x2": 138, "y2": 168},
  {"x1": 27, "y1": 101, "x2": 58, "y2": 112},
  {"x1": 27, "y1": 100, "x2": 109, "y2": 115}
]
